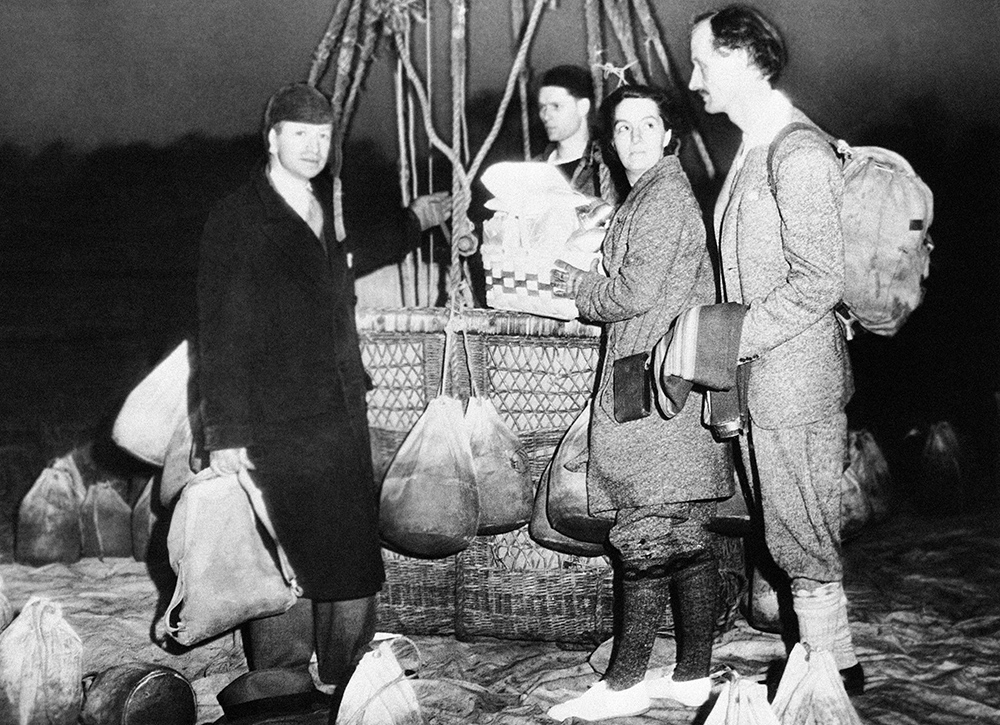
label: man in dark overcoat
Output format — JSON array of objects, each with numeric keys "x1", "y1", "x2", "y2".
[{"x1": 196, "y1": 82, "x2": 447, "y2": 724}]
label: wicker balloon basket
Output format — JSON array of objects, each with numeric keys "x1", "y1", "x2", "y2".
[{"x1": 358, "y1": 307, "x2": 745, "y2": 645}]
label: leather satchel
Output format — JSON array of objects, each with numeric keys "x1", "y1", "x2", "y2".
[
  {"x1": 161, "y1": 468, "x2": 301, "y2": 647},
  {"x1": 612, "y1": 352, "x2": 652, "y2": 423}
]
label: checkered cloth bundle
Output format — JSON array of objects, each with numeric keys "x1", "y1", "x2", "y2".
[{"x1": 481, "y1": 243, "x2": 600, "y2": 321}]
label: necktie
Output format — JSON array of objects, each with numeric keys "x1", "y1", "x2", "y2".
[{"x1": 306, "y1": 194, "x2": 325, "y2": 240}]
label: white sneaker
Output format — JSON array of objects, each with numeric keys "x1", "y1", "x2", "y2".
[
  {"x1": 546, "y1": 680, "x2": 651, "y2": 722},
  {"x1": 644, "y1": 666, "x2": 712, "y2": 707}
]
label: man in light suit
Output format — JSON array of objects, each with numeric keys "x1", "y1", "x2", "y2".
[{"x1": 688, "y1": 5, "x2": 863, "y2": 696}]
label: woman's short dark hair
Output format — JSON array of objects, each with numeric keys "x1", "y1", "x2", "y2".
[
  {"x1": 694, "y1": 4, "x2": 787, "y2": 83},
  {"x1": 598, "y1": 84, "x2": 682, "y2": 159},
  {"x1": 597, "y1": 84, "x2": 683, "y2": 194}
]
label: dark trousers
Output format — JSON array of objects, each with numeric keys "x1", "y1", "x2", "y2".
[{"x1": 241, "y1": 594, "x2": 378, "y2": 686}]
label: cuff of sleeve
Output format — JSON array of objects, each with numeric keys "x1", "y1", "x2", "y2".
[{"x1": 203, "y1": 422, "x2": 255, "y2": 452}]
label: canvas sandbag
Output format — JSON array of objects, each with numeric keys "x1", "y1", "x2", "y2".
[
  {"x1": 771, "y1": 643, "x2": 863, "y2": 725},
  {"x1": 841, "y1": 429, "x2": 891, "y2": 541},
  {"x1": 465, "y1": 393, "x2": 532, "y2": 535},
  {"x1": 546, "y1": 402, "x2": 612, "y2": 545},
  {"x1": 0, "y1": 596, "x2": 83, "y2": 725},
  {"x1": 380, "y1": 395, "x2": 479, "y2": 557},
  {"x1": 912, "y1": 420, "x2": 974, "y2": 515},
  {"x1": 80, "y1": 481, "x2": 134, "y2": 559},
  {"x1": 112, "y1": 341, "x2": 191, "y2": 467},
  {"x1": 529, "y1": 461, "x2": 607, "y2": 557},
  {"x1": 15, "y1": 462, "x2": 86, "y2": 566},
  {"x1": 338, "y1": 636, "x2": 422, "y2": 725},
  {"x1": 159, "y1": 409, "x2": 203, "y2": 507},
  {"x1": 162, "y1": 468, "x2": 300, "y2": 646},
  {"x1": 703, "y1": 673, "x2": 779, "y2": 725},
  {"x1": 379, "y1": 327, "x2": 479, "y2": 558},
  {"x1": 130, "y1": 476, "x2": 157, "y2": 562},
  {"x1": 0, "y1": 573, "x2": 14, "y2": 634}
]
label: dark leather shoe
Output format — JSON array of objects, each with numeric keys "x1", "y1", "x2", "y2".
[{"x1": 215, "y1": 669, "x2": 332, "y2": 724}]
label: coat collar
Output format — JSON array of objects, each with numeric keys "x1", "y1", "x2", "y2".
[
  {"x1": 250, "y1": 165, "x2": 332, "y2": 284},
  {"x1": 627, "y1": 154, "x2": 680, "y2": 197}
]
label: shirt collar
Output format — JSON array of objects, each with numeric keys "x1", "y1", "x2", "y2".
[
  {"x1": 742, "y1": 89, "x2": 794, "y2": 149},
  {"x1": 266, "y1": 160, "x2": 315, "y2": 218}
]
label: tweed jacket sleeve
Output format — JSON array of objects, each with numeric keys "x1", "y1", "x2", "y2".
[
  {"x1": 575, "y1": 156, "x2": 703, "y2": 326},
  {"x1": 738, "y1": 134, "x2": 845, "y2": 361}
]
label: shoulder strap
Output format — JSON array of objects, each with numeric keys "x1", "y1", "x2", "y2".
[{"x1": 766, "y1": 122, "x2": 834, "y2": 198}]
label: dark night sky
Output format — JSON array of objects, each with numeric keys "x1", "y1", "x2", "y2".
[
  {"x1": 1, "y1": 0, "x2": 998, "y2": 464},
  {"x1": 2, "y1": 1, "x2": 997, "y2": 152}
]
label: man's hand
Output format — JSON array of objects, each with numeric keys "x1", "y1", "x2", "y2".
[
  {"x1": 209, "y1": 447, "x2": 253, "y2": 476},
  {"x1": 409, "y1": 191, "x2": 452, "y2": 231}
]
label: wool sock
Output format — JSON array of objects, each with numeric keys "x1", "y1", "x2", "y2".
[
  {"x1": 791, "y1": 580, "x2": 858, "y2": 670},
  {"x1": 792, "y1": 581, "x2": 840, "y2": 654},
  {"x1": 833, "y1": 589, "x2": 859, "y2": 670},
  {"x1": 671, "y1": 555, "x2": 720, "y2": 681},
  {"x1": 603, "y1": 571, "x2": 670, "y2": 691}
]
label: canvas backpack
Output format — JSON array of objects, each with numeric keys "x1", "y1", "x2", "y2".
[{"x1": 767, "y1": 122, "x2": 934, "y2": 337}]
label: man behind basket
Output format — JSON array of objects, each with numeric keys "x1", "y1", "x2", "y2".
[{"x1": 197, "y1": 82, "x2": 446, "y2": 724}]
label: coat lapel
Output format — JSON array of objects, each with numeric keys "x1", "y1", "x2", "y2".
[{"x1": 252, "y1": 170, "x2": 330, "y2": 287}]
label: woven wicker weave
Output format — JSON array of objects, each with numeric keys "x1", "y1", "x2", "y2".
[
  {"x1": 358, "y1": 307, "x2": 745, "y2": 644},
  {"x1": 359, "y1": 307, "x2": 606, "y2": 640},
  {"x1": 376, "y1": 550, "x2": 458, "y2": 635},
  {"x1": 358, "y1": 307, "x2": 601, "y2": 480},
  {"x1": 455, "y1": 527, "x2": 614, "y2": 647},
  {"x1": 453, "y1": 526, "x2": 745, "y2": 645}
]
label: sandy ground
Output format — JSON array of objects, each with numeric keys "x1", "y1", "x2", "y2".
[{"x1": 2, "y1": 506, "x2": 999, "y2": 725}]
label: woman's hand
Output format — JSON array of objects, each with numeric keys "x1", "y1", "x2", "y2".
[{"x1": 551, "y1": 259, "x2": 593, "y2": 298}]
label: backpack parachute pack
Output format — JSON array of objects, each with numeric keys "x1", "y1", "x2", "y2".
[{"x1": 768, "y1": 122, "x2": 934, "y2": 337}]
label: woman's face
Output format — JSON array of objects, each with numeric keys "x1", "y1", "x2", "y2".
[{"x1": 610, "y1": 97, "x2": 670, "y2": 183}]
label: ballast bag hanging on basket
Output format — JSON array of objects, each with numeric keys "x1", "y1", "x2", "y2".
[
  {"x1": 379, "y1": 325, "x2": 479, "y2": 558},
  {"x1": 529, "y1": 461, "x2": 607, "y2": 557},
  {"x1": 545, "y1": 402, "x2": 612, "y2": 545},
  {"x1": 463, "y1": 331, "x2": 532, "y2": 535}
]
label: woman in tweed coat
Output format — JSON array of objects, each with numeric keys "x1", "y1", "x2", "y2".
[{"x1": 547, "y1": 85, "x2": 732, "y2": 721}]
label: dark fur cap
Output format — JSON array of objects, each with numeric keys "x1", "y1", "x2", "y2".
[{"x1": 263, "y1": 83, "x2": 334, "y2": 136}]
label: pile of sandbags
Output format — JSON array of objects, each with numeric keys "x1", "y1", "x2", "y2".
[{"x1": 15, "y1": 451, "x2": 161, "y2": 566}]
